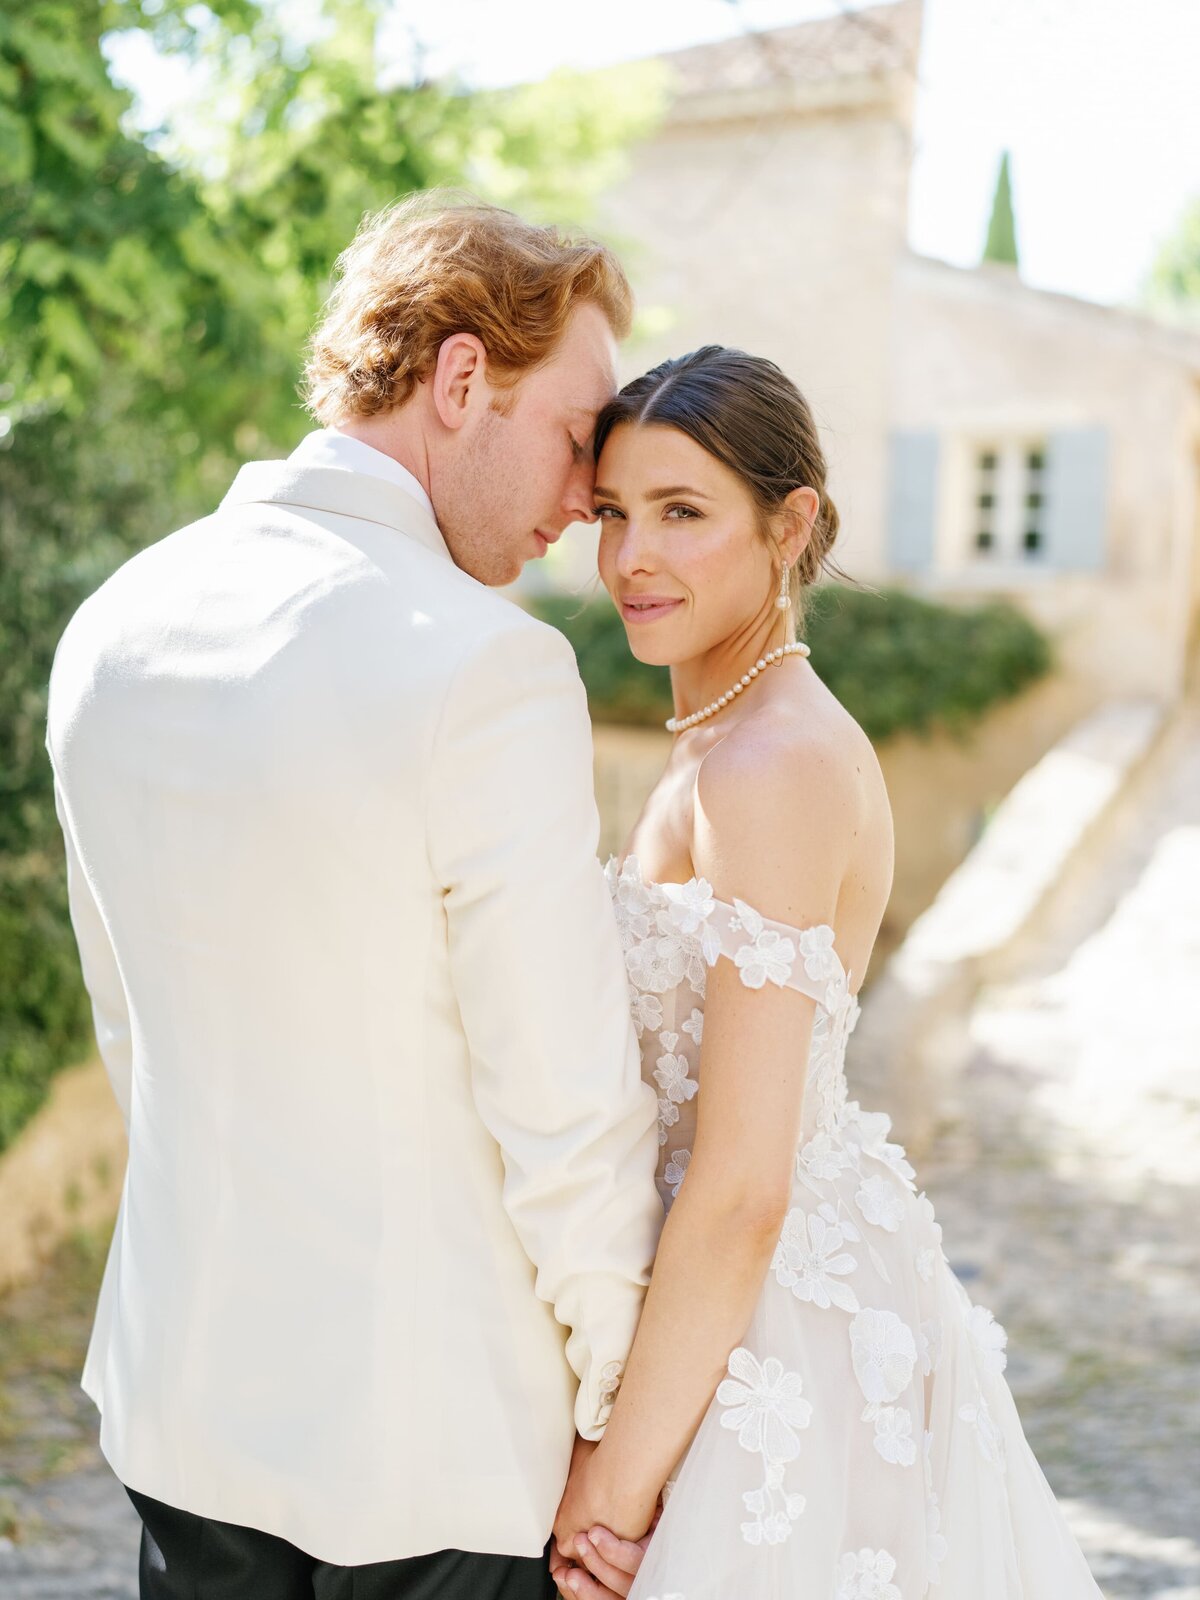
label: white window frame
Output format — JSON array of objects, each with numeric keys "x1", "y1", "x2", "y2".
[{"x1": 965, "y1": 438, "x2": 1047, "y2": 567}]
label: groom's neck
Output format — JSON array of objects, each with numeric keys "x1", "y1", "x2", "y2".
[{"x1": 334, "y1": 411, "x2": 432, "y2": 502}]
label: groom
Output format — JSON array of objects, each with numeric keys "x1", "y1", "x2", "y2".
[{"x1": 46, "y1": 195, "x2": 662, "y2": 1598}]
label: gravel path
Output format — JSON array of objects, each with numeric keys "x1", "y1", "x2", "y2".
[{"x1": 2, "y1": 708, "x2": 1197, "y2": 1599}]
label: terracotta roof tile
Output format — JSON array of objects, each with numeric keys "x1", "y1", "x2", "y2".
[{"x1": 661, "y1": 0, "x2": 921, "y2": 95}]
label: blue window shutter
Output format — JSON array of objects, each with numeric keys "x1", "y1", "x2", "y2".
[
  {"x1": 1044, "y1": 427, "x2": 1108, "y2": 570},
  {"x1": 886, "y1": 431, "x2": 939, "y2": 572}
]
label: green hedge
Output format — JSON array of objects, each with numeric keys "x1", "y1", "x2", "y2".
[
  {"x1": 0, "y1": 866, "x2": 93, "y2": 1151},
  {"x1": 532, "y1": 584, "x2": 1052, "y2": 740}
]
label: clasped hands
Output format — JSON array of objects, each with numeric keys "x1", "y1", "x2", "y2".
[{"x1": 549, "y1": 1437, "x2": 660, "y2": 1600}]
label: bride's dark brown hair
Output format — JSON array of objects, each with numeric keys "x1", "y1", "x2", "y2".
[{"x1": 593, "y1": 345, "x2": 844, "y2": 620}]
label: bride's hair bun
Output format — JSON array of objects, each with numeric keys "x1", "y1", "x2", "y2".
[{"x1": 594, "y1": 345, "x2": 846, "y2": 619}]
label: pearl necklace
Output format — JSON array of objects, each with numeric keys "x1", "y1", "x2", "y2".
[{"x1": 665, "y1": 641, "x2": 811, "y2": 733}]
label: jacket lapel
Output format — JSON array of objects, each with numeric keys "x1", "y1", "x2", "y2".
[{"x1": 221, "y1": 460, "x2": 453, "y2": 565}]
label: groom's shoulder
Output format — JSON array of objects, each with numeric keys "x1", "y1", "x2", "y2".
[
  {"x1": 436, "y1": 580, "x2": 582, "y2": 698},
  {"x1": 52, "y1": 501, "x2": 215, "y2": 630},
  {"x1": 51, "y1": 499, "x2": 222, "y2": 646}
]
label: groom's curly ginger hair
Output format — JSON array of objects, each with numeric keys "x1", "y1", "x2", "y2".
[{"x1": 303, "y1": 193, "x2": 633, "y2": 424}]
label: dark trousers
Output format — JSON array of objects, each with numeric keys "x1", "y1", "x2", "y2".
[{"x1": 126, "y1": 1488, "x2": 558, "y2": 1600}]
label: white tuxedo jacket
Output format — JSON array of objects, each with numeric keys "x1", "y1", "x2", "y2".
[{"x1": 46, "y1": 454, "x2": 662, "y2": 1564}]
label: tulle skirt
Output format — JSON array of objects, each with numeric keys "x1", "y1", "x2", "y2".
[{"x1": 629, "y1": 1161, "x2": 1102, "y2": 1599}]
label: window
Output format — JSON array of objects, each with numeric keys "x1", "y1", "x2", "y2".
[
  {"x1": 1022, "y1": 448, "x2": 1044, "y2": 555},
  {"x1": 974, "y1": 452, "x2": 998, "y2": 553},
  {"x1": 968, "y1": 441, "x2": 1047, "y2": 564}
]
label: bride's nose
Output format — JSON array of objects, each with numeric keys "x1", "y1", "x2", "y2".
[{"x1": 613, "y1": 519, "x2": 656, "y2": 579}]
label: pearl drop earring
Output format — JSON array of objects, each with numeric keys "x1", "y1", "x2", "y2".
[{"x1": 775, "y1": 561, "x2": 791, "y2": 611}]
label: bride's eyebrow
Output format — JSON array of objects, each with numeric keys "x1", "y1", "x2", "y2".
[
  {"x1": 592, "y1": 484, "x2": 714, "y2": 503},
  {"x1": 645, "y1": 485, "x2": 713, "y2": 501}
]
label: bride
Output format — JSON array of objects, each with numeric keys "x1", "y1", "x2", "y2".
[{"x1": 551, "y1": 346, "x2": 1102, "y2": 1599}]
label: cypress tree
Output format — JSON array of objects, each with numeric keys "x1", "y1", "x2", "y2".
[{"x1": 984, "y1": 150, "x2": 1019, "y2": 268}]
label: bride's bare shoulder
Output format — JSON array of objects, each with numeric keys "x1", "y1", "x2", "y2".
[
  {"x1": 699, "y1": 683, "x2": 880, "y2": 818},
  {"x1": 692, "y1": 695, "x2": 882, "y2": 915}
]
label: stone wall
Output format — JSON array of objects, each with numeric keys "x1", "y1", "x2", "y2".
[{"x1": 892, "y1": 252, "x2": 1200, "y2": 705}]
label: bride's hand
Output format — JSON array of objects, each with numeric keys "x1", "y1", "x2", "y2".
[{"x1": 550, "y1": 1524, "x2": 651, "y2": 1600}]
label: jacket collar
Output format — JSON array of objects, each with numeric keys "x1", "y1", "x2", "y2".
[{"x1": 221, "y1": 460, "x2": 453, "y2": 565}]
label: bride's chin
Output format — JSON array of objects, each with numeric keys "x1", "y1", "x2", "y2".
[{"x1": 623, "y1": 632, "x2": 684, "y2": 669}]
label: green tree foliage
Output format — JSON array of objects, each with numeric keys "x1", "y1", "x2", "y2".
[
  {"x1": 0, "y1": 0, "x2": 661, "y2": 1149},
  {"x1": 532, "y1": 586, "x2": 1051, "y2": 740},
  {"x1": 1, "y1": 1, "x2": 242, "y2": 1145},
  {"x1": 983, "y1": 149, "x2": 1019, "y2": 269},
  {"x1": 1144, "y1": 196, "x2": 1200, "y2": 324}
]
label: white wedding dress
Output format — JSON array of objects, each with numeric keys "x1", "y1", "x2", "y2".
[{"x1": 605, "y1": 856, "x2": 1102, "y2": 1600}]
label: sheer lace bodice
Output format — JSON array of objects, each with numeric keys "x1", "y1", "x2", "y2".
[
  {"x1": 605, "y1": 853, "x2": 862, "y2": 1209},
  {"x1": 603, "y1": 852, "x2": 1102, "y2": 1598}
]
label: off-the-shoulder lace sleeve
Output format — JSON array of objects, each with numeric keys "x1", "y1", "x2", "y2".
[{"x1": 657, "y1": 879, "x2": 851, "y2": 1012}]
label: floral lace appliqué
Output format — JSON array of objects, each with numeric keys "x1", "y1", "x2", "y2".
[
  {"x1": 630, "y1": 987, "x2": 664, "y2": 1040},
  {"x1": 661, "y1": 878, "x2": 719, "y2": 951},
  {"x1": 797, "y1": 1130, "x2": 852, "y2": 1181},
  {"x1": 653, "y1": 1032, "x2": 698, "y2": 1146},
  {"x1": 664, "y1": 1149, "x2": 690, "y2": 1198},
  {"x1": 958, "y1": 1389, "x2": 1007, "y2": 1470},
  {"x1": 871, "y1": 1405, "x2": 917, "y2": 1467},
  {"x1": 835, "y1": 1547, "x2": 903, "y2": 1600},
  {"x1": 772, "y1": 1205, "x2": 860, "y2": 1312},
  {"x1": 605, "y1": 856, "x2": 653, "y2": 950},
  {"x1": 965, "y1": 1303, "x2": 1008, "y2": 1375},
  {"x1": 730, "y1": 899, "x2": 797, "y2": 989},
  {"x1": 809, "y1": 998, "x2": 859, "y2": 1132},
  {"x1": 716, "y1": 1347, "x2": 811, "y2": 1546},
  {"x1": 798, "y1": 923, "x2": 841, "y2": 982},
  {"x1": 849, "y1": 1308, "x2": 918, "y2": 1405},
  {"x1": 627, "y1": 922, "x2": 706, "y2": 998},
  {"x1": 855, "y1": 1174, "x2": 906, "y2": 1233}
]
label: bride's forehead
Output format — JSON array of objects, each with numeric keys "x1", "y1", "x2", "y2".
[{"x1": 597, "y1": 424, "x2": 731, "y2": 489}]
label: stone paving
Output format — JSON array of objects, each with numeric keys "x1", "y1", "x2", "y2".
[{"x1": 2, "y1": 705, "x2": 1198, "y2": 1599}]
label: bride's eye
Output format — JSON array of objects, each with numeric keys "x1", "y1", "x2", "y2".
[
  {"x1": 664, "y1": 503, "x2": 701, "y2": 520},
  {"x1": 593, "y1": 504, "x2": 623, "y2": 521}
]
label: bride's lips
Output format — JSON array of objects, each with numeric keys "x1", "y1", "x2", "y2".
[{"x1": 620, "y1": 595, "x2": 684, "y2": 625}]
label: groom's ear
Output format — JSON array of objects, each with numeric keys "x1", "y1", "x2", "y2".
[{"x1": 431, "y1": 333, "x2": 489, "y2": 431}]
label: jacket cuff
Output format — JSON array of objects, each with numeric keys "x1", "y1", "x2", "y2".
[
  {"x1": 562, "y1": 1276, "x2": 654, "y2": 1439},
  {"x1": 576, "y1": 1358, "x2": 625, "y2": 1440}
]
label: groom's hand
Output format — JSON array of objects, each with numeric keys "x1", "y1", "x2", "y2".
[{"x1": 550, "y1": 1526, "x2": 650, "y2": 1599}]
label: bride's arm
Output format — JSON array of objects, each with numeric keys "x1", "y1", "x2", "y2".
[{"x1": 554, "y1": 730, "x2": 855, "y2": 1553}]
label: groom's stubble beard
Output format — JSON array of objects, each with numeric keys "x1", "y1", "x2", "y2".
[{"x1": 437, "y1": 403, "x2": 530, "y2": 588}]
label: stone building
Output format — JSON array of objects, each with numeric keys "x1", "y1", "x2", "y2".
[{"x1": 532, "y1": 0, "x2": 1200, "y2": 719}]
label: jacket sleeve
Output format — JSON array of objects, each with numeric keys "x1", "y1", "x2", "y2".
[
  {"x1": 428, "y1": 616, "x2": 662, "y2": 1438},
  {"x1": 51, "y1": 775, "x2": 134, "y2": 1131}
]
